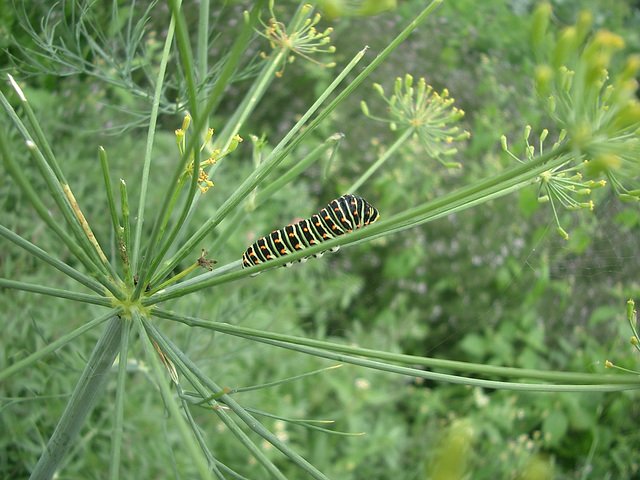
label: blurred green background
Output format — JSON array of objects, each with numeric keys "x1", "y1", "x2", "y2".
[{"x1": 1, "y1": 0, "x2": 639, "y2": 478}]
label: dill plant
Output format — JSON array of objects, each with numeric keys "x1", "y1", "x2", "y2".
[{"x1": 1, "y1": 1, "x2": 639, "y2": 479}]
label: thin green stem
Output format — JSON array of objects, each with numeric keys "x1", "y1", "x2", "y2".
[
  {"x1": 255, "y1": 132, "x2": 346, "y2": 204},
  {"x1": 146, "y1": 323, "x2": 329, "y2": 480},
  {"x1": 133, "y1": 313, "x2": 220, "y2": 479},
  {"x1": 0, "y1": 278, "x2": 114, "y2": 307},
  {"x1": 177, "y1": 385, "x2": 235, "y2": 478},
  {"x1": 0, "y1": 224, "x2": 106, "y2": 295},
  {"x1": 108, "y1": 320, "x2": 131, "y2": 480},
  {"x1": 146, "y1": 324, "x2": 288, "y2": 479},
  {"x1": 131, "y1": 5, "x2": 178, "y2": 277},
  {"x1": 0, "y1": 92, "x2": 123, "y2": 297},
  {"x1": 152, "y1": 308, "x2": 640, "y2": 389},
  {"x1": 244, "y1": 336, "x2": 636, "y2": 393},
  {"x1": 99, "y1": 146, "x2": 120, "y2": 246},
  {"x1": 133, "y1": 0, "x2": 268, "y2": 299},
  {"x1": 6, "y1": 76, "x2": 118, "y2": 280},
  {"x1": 119, "y1": 179, "x2": 133, "y2": 285},
  {"x1": 348, "y1": 128, "x2": 414, "y2": 193},
  {"x1": 99, "y1": 146, "x2": 129, "y2": 280},
  {"x1": 0, "y1": 309, "x2": 119, "y2": 383},
  {"x1": 150, "y1": 46, "x2": 368, "y2": 286},
  {"x1": 196, "y1": 0, "x2": 209, "y2": 99}
]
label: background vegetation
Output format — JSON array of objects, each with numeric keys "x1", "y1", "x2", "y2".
[{"x1": 1, "y1": 0, "x2": 639, "y2": 478}]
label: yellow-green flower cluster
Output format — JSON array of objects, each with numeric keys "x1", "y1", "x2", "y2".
[
  {"x1": 361, "y1": 74, "x2": 469, "y2": 166},
  {"x1": 502, "y1": 126, "x2": 606, "y2": 239},
  {"x1": 532, "y1": 3, "x2": 640, "y2": 202},
  {"x1": 253, "y1": 2, "x2": 336, "y2": 77},
  {"x1": 176, "y1": 115, "x2": 242, "y2": 194}
]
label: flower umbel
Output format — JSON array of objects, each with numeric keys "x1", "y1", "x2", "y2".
[
  {"x1": 252, "y1": 2, "x2": 336, "y2": 77},
  {"x1": 532, "y1": 4, "x2": 640, "y2": 202},
  {"x1": 502, "y1": 126, "x2": 606, "y2": 239},
  {"x1": 362, "y1": 74, "x2": 469, "y2": 166}
]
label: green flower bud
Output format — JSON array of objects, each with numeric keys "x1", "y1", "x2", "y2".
[
  {"x1": 532, "y1": 3, "x2": 552, "y2": 48},
  {"x1": 360, "y1": 101, "x2": 370, "y2": 116},
  {"x1": 554, "y1": 27, "x2": 578, "y2": 68},
  {"x1": 557, "y1": 226, "x2": 569, "y2": 239}
]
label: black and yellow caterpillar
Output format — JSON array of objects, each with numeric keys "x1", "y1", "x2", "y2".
[{"x1": 242, "y1": 194, "x2": 379, "y2": 270}]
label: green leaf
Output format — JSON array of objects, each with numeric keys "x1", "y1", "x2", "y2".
[{"x1": 542, "y1": 409, "x2": 569, "y2": 447}]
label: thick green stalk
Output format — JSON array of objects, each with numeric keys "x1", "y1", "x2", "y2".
[{"x1": 30, "y1": 316, "x2": 123, "y2": 480}]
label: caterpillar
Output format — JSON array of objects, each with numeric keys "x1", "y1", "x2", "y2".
[{"x1": 242, "y1": 194, "x2": 379, "y2": 272}]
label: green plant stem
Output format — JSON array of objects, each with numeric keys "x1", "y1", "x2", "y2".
[
  {"x1": 99, "y1": 146, "x2": 120, "y2": 249},
  {"x1": 256, "y1": 133, "x2": 346, "y2": 204},
  {"x1": 133, "y1": 0, "x2": 268, "y2": 299},
  {"x1": 167, "y1": 0, "x2": 198, "y2": 118},
  {"x1": 0, "y1": 278, "x2": 114, "y2": 306},
  {"x1": 152, "y1": 308, "x2": 640, "y2": 390},
  {"x1": 146, "y1": 331, "x2": 289, "y2": 480},
  {"x1": 146, "y1": 323, "x2": 329, "y2": 480},
  {"x1": 0, "y1": 224, "x2": 106, "y2": 295},
  {"x1": 99, "y1": 146, "x2": 130, "y2": 281},
  {"x1": 0, "y1": 308, "x2": 119, "y2": 383},
  {"x1": 177, "y1": 385, "x2": 241, "y2": 478},
  {"x1": 133, "y1": 313, "x2": 220, "y2": 479},
  {"x1": 0, "y1": 102, "x2": 123, "y2": 299},
  {"x1": 196, "y1": 0, "x2": 209, "y2": 100},
  {"x1": 131, "y1": 4, "x2": 178, "y2": 273},
  {"x1": 142, "y1": 147, "x2": 568, "y2": 298},
  {"x1": 30, "y1": 316, "x2": 123, "y2": 480},
  {"x1": 348, "y1": 128, "x2": 414, "y2": 193},
  {"x1": 5, "y1": 77, "x2": 119, "y2": 280},
  {"x1": 248, "y1": 336, "x2": 635, "y2": 393},
  {"x1": 108, "y1": 320, "x2": 131, "y2": 480},
  {"x1": 149, "y1": 1, "x2": 443, "y2": 286},
  {"x1": 119, "y1": 179, "x2": 133, "y2": 284}
]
